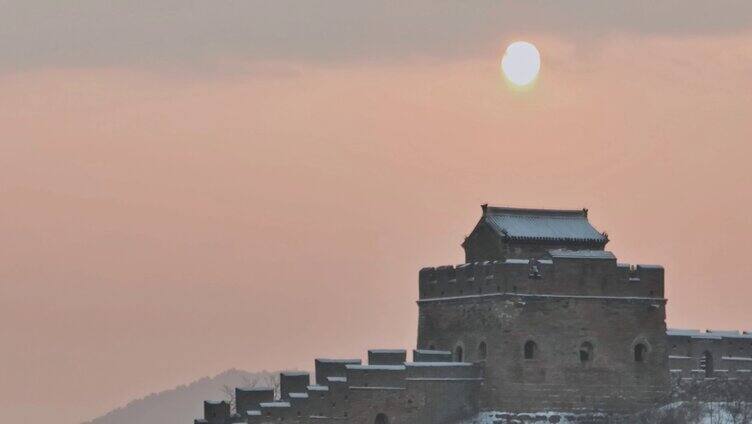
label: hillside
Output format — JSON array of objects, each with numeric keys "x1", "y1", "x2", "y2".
[{"x1": 82, "y1": 369, "x2": 274, "y2": 424}]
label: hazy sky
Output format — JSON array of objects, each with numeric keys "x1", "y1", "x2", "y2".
[{"x1": 2, "y1": 2, "x2": 752, "y2": 423}]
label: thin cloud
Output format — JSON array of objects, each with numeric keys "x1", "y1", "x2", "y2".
[{"x1": 2, "y1": 1, "x2": 751, "y2": 73}]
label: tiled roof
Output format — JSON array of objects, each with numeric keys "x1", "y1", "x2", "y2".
[{"x1": 483, "y1": 206, "x2": 607, "y2": 243}]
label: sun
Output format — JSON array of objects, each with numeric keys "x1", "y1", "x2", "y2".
[{"x1": 501, "y1": 41, "x2": 541, "y2": 87}]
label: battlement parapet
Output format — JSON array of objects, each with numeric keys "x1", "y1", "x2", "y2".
[
  {"x1": 413, "y1": 349, "x2": 453, "y2": 362},
  {"x1": 419, "y1": 250, "x2": 665, "y2": 301},
  {"x1": 710, "y1": 330, "x2": 752, "y2": 339},
  {"x1": 202, "y1": 400, "x2": 230, "y2": 424},
  {"x1": 259, "y1": 401, "x2": 291, "y2": 407},
  {"x1": 315, "y1": 358, "x2": 361, "y2": 385},
  {"x1": 288, "y1": 392, "x2": 309, "y2": 399},
  {"x1": 668, "y1": 329, "x2": 752, "y2": 340},
  {"x1": 419, "y1": 260, "x2": 513, "y2": 299},
  {"x1": 326, "y1": 376, "x2": 347, "y2": 384},
  {"x1": 368, "y1": 349, "x2": 406, "y2": 365},
  {"x1": 280, "y1": 372, "x2": 310, "y2": 399},
  {"x1": 667, "y1": 329, "x2": 752, "y2": 380},
  {"x1": 257, "y1": 401, "x2": 293, "y2": 421},
  {"x1": 235, "y1": 387, "x2": 274, "y2": 417},
  {"x1": 287, "y1": 392, "x2": 310, "y2": 411},
  {"x1": 346, "y1": 364, "x2": 407, "y2": 388}
]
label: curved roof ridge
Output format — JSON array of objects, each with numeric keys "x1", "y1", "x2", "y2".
[
  {"x1": 484, "y1": 205, "x2": 587, "y2": 217},
  {"x1": 480, "y1": 205, "x2": 607, "y2": 244}
]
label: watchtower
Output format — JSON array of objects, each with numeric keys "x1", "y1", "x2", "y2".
[{"x1": 418, "y1": 205, "x2": 669, "y2": 413}]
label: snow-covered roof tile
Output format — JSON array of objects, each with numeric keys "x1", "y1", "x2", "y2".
[{"x1": 483, "y1": 206, "x2": 607, "y2": 243}]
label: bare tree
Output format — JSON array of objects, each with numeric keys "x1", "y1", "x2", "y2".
[{"x1": 221, "y1": 371, "x2": 281, "y2": 411}]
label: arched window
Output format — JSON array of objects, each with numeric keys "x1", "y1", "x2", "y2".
[
  {"x1": 455, "y1": 345, "x2": 464, "y2": 362},
  {"x1": 580, "y1": 342, "x2": 593, "y2": 363},
  {"x1": 375, "y1": 413, "x2": 389, "y2": 424},
  {"x1": 634, "y1": 343, "x2": 648, "y2": 362},
  {"x1": 478, "y1": 341, "x2": 487, "y2": 360},
  {"x1": 700, "y1": 351, "x2": 714, "y2": 377},
  {"x1": 524, "y1": 340, "x2": 537, "y2": 360}
]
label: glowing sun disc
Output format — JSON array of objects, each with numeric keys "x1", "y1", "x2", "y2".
[{"x1": 501, "y1": 41, "x2": 541, "y2": 87}]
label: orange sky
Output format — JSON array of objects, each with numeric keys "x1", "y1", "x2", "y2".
[{"x1": 1, "y1": 32, "x2": 751, "y2": 423}]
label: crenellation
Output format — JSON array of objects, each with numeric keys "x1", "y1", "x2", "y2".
[
  {"x1": 412, "y1": 349, "x2": 453, "y2": 362},
  {"x1": 418, "y1": 267, "x2": 436, "y2": 298},
  {"x1": 211, "y1": 348, "x2": 483, "y2": 423},
  {"x1": 315, "y1": 359, "x2": 361, "y2": 385},
  {"x1": 257, "y1": 401, "x2": 293, "y2": 422},
  {"x1": 634, "y1": 265, "x2": 664, "y2": 297},
  {"x1": 368, "y1": 349, "x2": 406, "y2": 365},
  {"x1": 236, "y1": 387, "x2": 274, "y2": 417},
  {"x1": 437, "y1": 265, "x2": 456, "y2": 284},
  {"x1": 280, "y1": 372, "x2": 310, "y2": 399},
  {"x1": 456, "y1": 262, "x2": 474, "y2": 282},
  {"x1": 419, "y1": 254, "x2": 665, "y2": 301},
  {"x1": 202, "y1": 401, "x2": 230, "y2": 424},
  {"x1": 502, "y1": 258, "x2": 531, "y2": 286}
]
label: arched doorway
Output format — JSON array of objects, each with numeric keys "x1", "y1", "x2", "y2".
[
  {"x1": 478, "y1": 341, "x2": 487, "y2": 360},
  {"x1": 634, "y1": 343, "x2": 648, "y2": 362},
  {"x1": 455, "y1": 345, "x2": 464, "y2": 362},
  {"x1": 524, "y1": 340, "x2": 538, "y2": 359},
  {"x1": 579, "y1": 342, "x2": 593, "y2": 363},
  {"x1": 701, "y1": 351, "x2": 714, "y2": 377},
  {"x1": 375, "y1": 413, "x2": 389, "y2": 424}
]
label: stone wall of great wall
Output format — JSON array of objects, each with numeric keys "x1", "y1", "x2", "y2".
[
  {"x1": 194, "y1": 329, "x2": 752, "y2": 424},
  {"x1": 417, "y1": 252, "x2": 669, "y2": 414},
  {"x1": 195, "y1": 349, "x2": 481, "y2": 424},
  {"x1": 193, "y1": 206, "x2": 751, "y2": 423},
  {"x1": 667, "y1": 329, "x2": 752, "y2": 380},
  {"x1": 194, "y1": 253, "x2": 750, "y2": 424}
]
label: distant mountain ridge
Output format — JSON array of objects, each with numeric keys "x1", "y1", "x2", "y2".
[{"x1": 82, "y1": 369, "x2": 272, "y2": 424}]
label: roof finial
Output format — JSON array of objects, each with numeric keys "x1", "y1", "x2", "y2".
[
  {"x1": 582, "y1": 208, "x2": 588, "y2": 217},
  {"x1": 481, "y1": 203, "x2": 488, "y2": 215}
]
